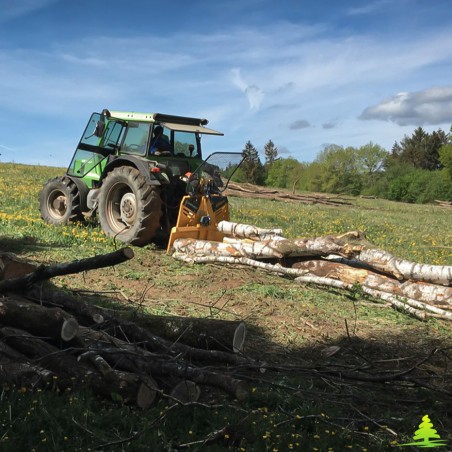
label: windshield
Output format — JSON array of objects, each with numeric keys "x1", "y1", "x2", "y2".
[
  {"x1": 67, "y1": 112, "x2": 125, "y2": 178},
  {"x1": 191, "y1": 152, "x2": 244, "y2": 192}
]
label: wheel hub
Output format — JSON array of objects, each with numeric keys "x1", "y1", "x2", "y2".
[
  {"x1": 51, "y1": 194, "x2": 67, "y2": 216},
  {"x1": 120, "y1": 193, "x2": 137, "y2": 226}
]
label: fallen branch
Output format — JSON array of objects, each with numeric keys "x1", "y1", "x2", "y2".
[{"x1": 0, "y1": 247, "x2": 134, "y2": 293}]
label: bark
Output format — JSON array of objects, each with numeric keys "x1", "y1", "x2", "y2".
[
  {"x1": 293, "y1": 275, "x2": 428, "y2": 320},
  {"x1": 173, "y1": 230, "x2": 452, "y2": 286},
  {"x1": 0, "y1": 297, "x2": 79, "y2": 341},
  {"x1": 137, "y1": 316, "x2": 247, "y2": 353},
  {"x1": 217, "y1": 220, "x2": 283, "y2": 241},
  {"x1": 173, "y1": 232, "x2": 367, "y2": 260},
  {"x1": 24, "y1": 285, "x2": 255, "y2": 367},
  {"x1": 171, "y1": 223, "x2": 452, "y2": 320},
  {"x1": 0, "y1": 247, "x2": 134, "y2": 293},
  {"x1": 292, "y1": 260, "x2": 452, "y2": 308},
  {"x1": 0, "y1": 326, "x2": 159, "y2": 406},
  {"x1": 356, "y1": 248, "x2": 452, "y2": 286}
]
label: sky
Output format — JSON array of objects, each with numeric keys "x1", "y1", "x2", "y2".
[{"x1": 1, "y1": 0, "x2": 452, "y2": 167}]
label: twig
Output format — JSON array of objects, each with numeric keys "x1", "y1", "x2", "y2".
[{"x1": 351, "y1": 405, "x2": 398, "y2": 437}]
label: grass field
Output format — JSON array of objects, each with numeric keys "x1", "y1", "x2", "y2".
[{"x1": 0, "y1": 162, "x2": 451, "y2": 451}]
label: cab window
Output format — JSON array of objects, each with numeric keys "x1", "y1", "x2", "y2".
[
  {"x1": 173, "y1": 131, "x2": 199, "y2": 158},
  {"x1": 120, "y1": 122, "x2": 151, "y2": 156}
]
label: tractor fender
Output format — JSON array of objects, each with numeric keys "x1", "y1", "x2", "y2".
[
  {"x1": 100, "y1": 155, "x2": 164, "y2": 186},
  {"x1": 64, "y1": 175, "x2": 89, "y2": 212}
]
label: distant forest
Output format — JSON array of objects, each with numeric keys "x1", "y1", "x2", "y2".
[{"x1": 234, "y1": 126, "x2": 452, "y2": 203}]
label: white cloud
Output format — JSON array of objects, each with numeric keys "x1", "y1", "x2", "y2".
[
  {"x1": 359, "y1": 86, "x2": 452, "y2": 125},
  {"x1": 231, "y1": 68, "x2": 264, "y2": 110},
  {"x1": 0, "y1": 0, "x2": 60, "y2": 22},
  {"x1": 347, "y1": 0, "x2": 393, "y2": 16},
  {"x1": 1, "y1": 18, "x2": 452, "y2": 163}
]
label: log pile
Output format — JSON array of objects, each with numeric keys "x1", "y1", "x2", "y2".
[
  {"x1": 0, "y1": 249, "x2": 253, "y2": 408},
  {"x1": 435, "y1": 199, "x2": 452, "y2": 208},
  {"x1": 225, "y1": 182, "x2": 352, "y2": 206},
  {"x1": 171, "y1": 221, "x2": 452, "y2": 321}
]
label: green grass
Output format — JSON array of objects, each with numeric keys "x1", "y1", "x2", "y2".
[{"x1": 0, "y1": 162, "x2": 451, "y2": 451}]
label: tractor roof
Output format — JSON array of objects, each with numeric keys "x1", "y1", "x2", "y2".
[{"x1": 108, "y1": 110, "x2": 224, "y2": 136}]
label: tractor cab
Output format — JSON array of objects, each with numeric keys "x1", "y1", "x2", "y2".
[
  {"x1": 40, "y1": 108, "x2": 242, "y2": 247},
  {"x1": 66, "y1": 109, "x2": 224, "y2": 186}
]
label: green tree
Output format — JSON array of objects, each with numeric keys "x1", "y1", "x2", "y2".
[
  {"x1": 392, "y1": 127, "x2": 448, "y2": 170},
  {"x1": 241, "y1": 140, "x2": 265, "y2": 185},
  {"x1": 264, "y1": 139, "x2": 278, "y2": 167},
  {"x1": 356, "y1": 142, "x2": 388, "y2": 175},
  {"x1": 265, "y1": 157, "x2": 305, "y2": 190},
  {"x1": 314, "y1": 144, "x2": 362, "y2": 195},
  {"x1": 439, "y1": 143, "x2": 452, "y2": 179}
]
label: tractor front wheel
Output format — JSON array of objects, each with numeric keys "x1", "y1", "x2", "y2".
[
  {"x1": 98, "y1": 166, "x2": 162, "y2": 245},
  {"x1": 40, "y1": 176, "x2": 83, "y2": 225}
]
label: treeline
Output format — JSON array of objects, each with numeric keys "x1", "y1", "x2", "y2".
[{"x1": 233, "y1": 126, "x2": 452, "y2": 203}]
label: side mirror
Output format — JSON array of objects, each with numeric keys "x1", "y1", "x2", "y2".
[{"x1": 94, "y1": 120, "x2": 105, "y2": 137}]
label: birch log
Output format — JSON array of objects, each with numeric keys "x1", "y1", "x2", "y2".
[
  {"x1": 355, "y1": 248, "x2": 452, "y2": 286},
  {"x1": 292, "y1": 260, "x2": 452, "y2": 307},
  {"x1": 217, "y1": 221, "x2": 284, "y2": 241},
  {"x1": 173, "y1": 231, "x2": 452, "y2": 286}
]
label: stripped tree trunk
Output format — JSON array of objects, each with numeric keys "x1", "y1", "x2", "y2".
[
  {"x1": 292, "y1": 260, "x2": 452, "y2": 308},
  {"x1": 171, "y1": 222, "x2": 452, "y2": 320},
  {"x1": 173, "y1": 232, "x2": 452, "y2": 286}
]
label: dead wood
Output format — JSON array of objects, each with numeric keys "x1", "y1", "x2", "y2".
[
  {"x1": 0, "y1": 246, "x2": 255, "y2": 406},
  {"x1": 225, "y1": 182, "x2": 352, "y2": 206},
  {"x1": 292, "y1": 260, "x2": 452, "y2": 308},
  {"x1": 23, "y1": 285, "x2": 255, "y2": 366},
  {"x1": 170, "y1": 380, "x2": 201, "y2": 404},
  {"x1": 0, "y1": 297, "x2": 79, "y2": 341},
  {"x1": 171, "y1": 222, "x2": 452, "y2": 320},
  {"x1": 173, "y1": 230, "x2": 452, "y2": 286},
  {"x1": 0, "y1": 247, "x2": 134, "y2": 293},
  {"x1": 137, "y1": 316, "x2": 246, "y2": 352}
]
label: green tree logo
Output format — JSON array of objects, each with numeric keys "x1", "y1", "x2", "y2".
[{"x1": 398, "y1": 415, "x2": 447, "y2": 448}]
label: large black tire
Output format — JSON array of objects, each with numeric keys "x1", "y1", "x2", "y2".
[
  {"x1": 39, "y1": 176, "x2": 83, "y2": 225},
  {"x1": 98, "y1": 166, "x2": 162, "y2": 246}
]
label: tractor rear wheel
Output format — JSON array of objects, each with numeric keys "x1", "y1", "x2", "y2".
[
  {"x1": 40, "y1": 176, "x2": 83, "y2": 225},
  {"x1": 98, "y1": 166, "x2": 162, "y2": 245}
]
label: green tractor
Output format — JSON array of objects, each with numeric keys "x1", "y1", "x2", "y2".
[{"x1": 39, "y1": 109, "x2": 243, "y2": 246}]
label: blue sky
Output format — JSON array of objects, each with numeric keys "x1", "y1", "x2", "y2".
[{"x1": 1, "y1": 0, "x2": 452, "y2": 167}]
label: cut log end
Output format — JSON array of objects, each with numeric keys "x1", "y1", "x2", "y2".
[
  {"x1": 233, "y1": 322, "x2": 246, "y2": 353},
  {"x1": 170, "y1": 380, "x2": 201, "y2": 404},
  {"x1": 122, "y1": 247, "x2": 135, "y2": 260},
  {"x1": 60, "y1": 318, "x2": 79, "y2": 341},
  {"x1": 137, "y1": 379, "x2": 158, "y2": 409},
  {"x1": 234, "y1": 381, "x2": 248, "y2": 401}
]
